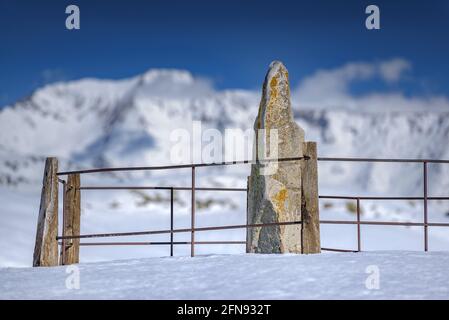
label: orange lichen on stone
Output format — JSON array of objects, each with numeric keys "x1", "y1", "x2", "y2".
[
  {"x1": 266, "y1": 74, "x2": 279, "y2": 125},
  {"x1": 273, "y1": 188, "x2": 288, "y2": 213},
  {"x1": 269, "y1": 76, "x2": 278, "y2": 99}
]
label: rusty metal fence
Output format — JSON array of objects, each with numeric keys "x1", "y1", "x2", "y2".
[{"x1": 56, "y1": 157, "x2": 449, "y2": 259}]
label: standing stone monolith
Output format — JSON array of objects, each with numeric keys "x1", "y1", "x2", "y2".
[{"x1": 246, "y1": 61, "x2": 320, "y2": 254}]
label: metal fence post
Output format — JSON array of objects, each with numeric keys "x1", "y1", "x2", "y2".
[
  {"x1": 423, "y1": 161, "x2": 428, "y2": 252},
  {"x1": 191, "y1": 166, "x2": 195, "y2": 257},
  {"x1": 356, "y1": 198, "x2": 361, "y2": 252},
  {"x1": 170, "y1": 187, "x2": 174, "y2": 257}
]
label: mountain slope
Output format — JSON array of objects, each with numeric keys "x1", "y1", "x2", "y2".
[{"x1": 1, "y1": 69, "x2": 449, "y2": 196}]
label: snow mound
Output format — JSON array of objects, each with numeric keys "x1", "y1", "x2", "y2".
[{"x1": 1, "y1": 251, "x2": 448, "y2": 299}]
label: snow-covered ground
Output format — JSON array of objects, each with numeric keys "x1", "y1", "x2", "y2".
[{"x1": 1, "y1": 251, "x2": 448, "y2": 299}]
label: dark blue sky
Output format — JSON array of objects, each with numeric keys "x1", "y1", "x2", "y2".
[{"x1": 1, "y1": 0, "x2": 449, "y2": 106}]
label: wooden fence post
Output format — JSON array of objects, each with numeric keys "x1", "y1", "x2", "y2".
[
  {"x1": 33, "y1": 157, "x2": 59, "y2": 267},
  {"x1": 60, "y1": 173, "x2": 81, "y2": 265},
  {"x1": 301, "y1": 142, "x2": 321, "y2": 253}
]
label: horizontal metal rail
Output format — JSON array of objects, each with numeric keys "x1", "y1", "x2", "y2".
[
  {"x1": 57, "y1": 220, "x2": 303, "y2": 240},
  {"x1": 58, "y1": 241, "x2": 246, "y2": 246},
  {"x1": 57, "y1": 156, "x2": 308, "y2": 176},
  {"x1": 317, "y1": 157, "x2": 449, "y2": 163},
  {"x1": 320, "y1": 195, "x2": 449, "y2": 201},
  {"x1": 320, "y1": 220, "x2": 449, "y2": 227},
  {"x1": 57, "y1": 157, "x2": 449, "y2": 176},
  {"x1": 76, "y1": 186, "x2": 449, "y2": 201},
  {"x1": 321, "y1": 247, "x2": 358, "y2": 253},
  {"x1": 59, "y1": 241, "x2": 356, "y2": 254},
  {"x1": 78, "y1": 186, "x2": 247, "y2": 192},
  {"x1": 58, "y1": 241, "x2": 355, "y2": 254},
  {"x1": 57, "y1": 220, "x2": 449, "y2": 241}
]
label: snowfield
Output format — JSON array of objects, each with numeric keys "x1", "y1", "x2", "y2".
[{"x1": 1, "y1": 251, "x2": 448, "y2": 300}]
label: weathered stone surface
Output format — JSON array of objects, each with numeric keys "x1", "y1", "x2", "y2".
[
  {"x1": 33, "y1": 157, "x2": 59, "y2": 267},
  {"x1": 247, "y1": 61, "x2": 305, "y2": 253}
]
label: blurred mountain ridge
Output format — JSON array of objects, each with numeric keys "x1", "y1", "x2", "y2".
[{"x1": 1, "y1": 69, "x2": 448, "y2": 196}]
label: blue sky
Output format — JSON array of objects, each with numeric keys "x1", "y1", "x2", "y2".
[{"x1": 0, "y1": 0, "x2": 449, "y2": 107}]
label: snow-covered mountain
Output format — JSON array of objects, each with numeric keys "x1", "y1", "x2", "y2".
[
  {"x1": 1, "y1": 68, "x2": 449, "y2": 197},
  {"x1": 0, "y1": 70, "x2": 257, "y2": 185}
]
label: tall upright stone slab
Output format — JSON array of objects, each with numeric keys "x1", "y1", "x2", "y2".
[{"x1": 247, "y1": 61, "x2": 320, "y2": 254}]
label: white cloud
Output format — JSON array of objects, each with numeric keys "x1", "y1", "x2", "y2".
[
  {"x1": 292, "y1": 58, "x2": 449, "y2": 111},
  {"x1": 295, "y1": 61, "x2": 376, "y2": 101},
  {"x1": 134, "y1": 69, "x2": 216, "y2": 99},
  {"x1": 379, "y1": 58, "x2": 411, "y2": 83}
]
